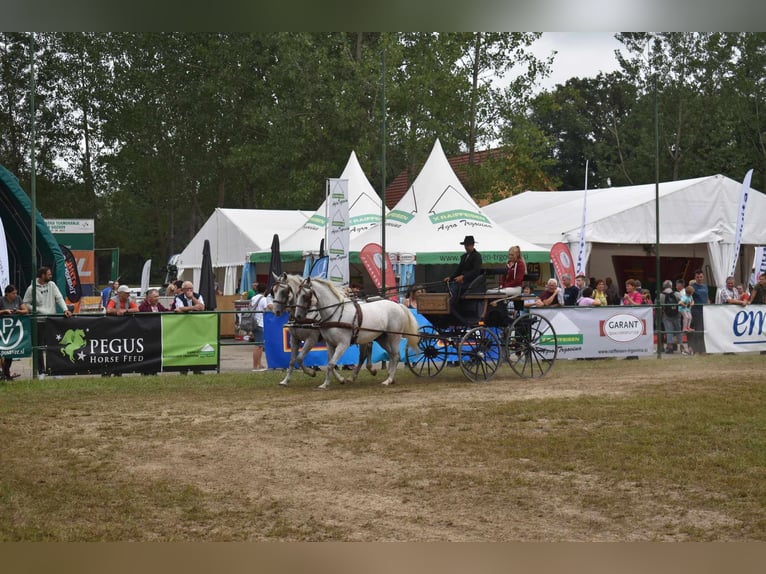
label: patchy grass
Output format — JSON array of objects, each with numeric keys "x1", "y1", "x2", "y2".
[{"x1": 1, "y1": 355, "x2": 764, "y2": 540}]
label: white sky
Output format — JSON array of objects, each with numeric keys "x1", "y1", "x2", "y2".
[{"x1": 529, "y1": 32, "x2": 623, "y2": 92}]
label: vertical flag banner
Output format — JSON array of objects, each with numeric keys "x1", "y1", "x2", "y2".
[
  {"x1": 575, "y1": 161, "x2": 589, "y2": 276},
  {"x1": 140, "y1": 259, "x2": 152, "y2": 296},
  {"x1": 0, "y1": 214, "x2": 9, "y2": 291},
  {"x1": 327, "y1": 178, "x2": 350, "y2": 287},
  {"x1": 550, "y1": 242, "x2": 576, "y2": 282},
  {"x1": 729, "y1": 169, "x2": 753, "y2": 278},
  {"x1": 360, "y1": 242, "x2": 397, "y2": 300},
  {"x1": 753, "y1": 246, "x2": 766, "y2": 283},
  {"x1": 59, "y1": 243, "x2": 82, "y2": 303}
]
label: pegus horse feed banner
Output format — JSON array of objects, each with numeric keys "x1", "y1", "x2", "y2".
[{"x1": 44, "y1": 313, "x2": 219, "y2": 376}]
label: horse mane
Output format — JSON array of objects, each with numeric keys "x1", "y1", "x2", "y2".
[{"x1": 308, "y1": 277, "x2": 347, "y2": 304}]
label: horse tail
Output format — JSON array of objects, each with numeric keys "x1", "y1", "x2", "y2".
[{"x1": 400, "y1": 304, "x2": 421, "y2": 350}]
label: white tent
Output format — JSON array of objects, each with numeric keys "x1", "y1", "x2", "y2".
[
  {"x1": 177, "y1": 208, "x2": 311, "y2": 294},
  {"x1": 250, "y1": 151, "x2": 385, "y2": 264},
  {"x1": 485, "y1": 175, "x2": 766, "y2": 288},
  {"x1": 350, "y1": 139, "x2": 549, "y2": 266}
]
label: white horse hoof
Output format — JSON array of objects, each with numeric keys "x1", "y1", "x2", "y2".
[
  {"x1": 381, "y1": 380, "x2": 394, "y2": 386},
  {"x1": 318, "y1": 383, "x2": 329, "y2": 390},
  {"x1": 278, "y1": 380, "x2": 289, "y2": 387}
]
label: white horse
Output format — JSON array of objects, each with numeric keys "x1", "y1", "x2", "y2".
[
  {"x1": 293, "y1": 276, "x2": 420, "y2": 388},
  {"x1": 270, "y1": 273, "x2": 377, "y2": 386}
]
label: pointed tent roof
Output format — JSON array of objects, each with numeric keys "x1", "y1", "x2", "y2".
[
  {"x1": 350, "y1": 139, "x2": 549, "y2": 265},
  {"x1": 251, "y1": 151, "x2": 385, "y2": 263},
  {"x1": 177, "y1": 208, "x2": 311, "y2": 272}
]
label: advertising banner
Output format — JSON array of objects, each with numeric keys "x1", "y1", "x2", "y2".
[
  {"x1": 535, "y1": 306, "x2": 655, "y2": 359},
  {"x1": 703, "y1": 305, "x2": 766, "y2": 354},
  {"x1": 45, "y1": 313, "x2": 219, "y2": 375},
  {"x1": 359, "y1": 242, "x2": 397, "y2": 301},
  {"x1": 59, "y1": 243, "x2": 83, "y2": 303},
  {"x1": 550, "y1": 242, "x2": 576, "y2": 282},
  {"x1": 160, "y1": 313, "x2": 219, "y2": 369},
  {"x1": 0, "y1": 315, "x2": 32, "y2": 358},
  {"x1": 327, "y1": 178, "x2": 350, "y2": 287}
]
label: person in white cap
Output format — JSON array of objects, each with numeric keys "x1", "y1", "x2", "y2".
[{"x1": 106, "y1": 285, "x2": 138, "y2": 315}]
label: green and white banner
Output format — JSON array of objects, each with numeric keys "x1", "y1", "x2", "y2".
[{"x1": 0, "y1": 315, "x2": 32, "y2": 358}]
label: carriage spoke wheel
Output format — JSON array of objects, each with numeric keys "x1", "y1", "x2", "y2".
[
  {"x1": 457, "y1": 326, "x2": 502, "y2": 382},
  {"x1": 505, "y1": 313, "x2": 557, "y2": 378},
  {"x1": 406, "y1": 325, "x2": 448, "y2": 378}
]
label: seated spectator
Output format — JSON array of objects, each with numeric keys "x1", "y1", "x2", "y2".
[
  {"x1": 138, "y1": 288, "x2": 170, "y2": 312},
  {"x1": 106, "y1": 285, "x2": 139, "y2": 315},
  {"x1": 404, "y1": 284, "x2": 425, "y2": 310},
  {"x1": 535, "y1": 278, "x2": 560, "y2": 307}
]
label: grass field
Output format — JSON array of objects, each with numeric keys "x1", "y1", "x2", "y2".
[{"x1": 1, "y1": 354, "x2": 765, "y2": 541}]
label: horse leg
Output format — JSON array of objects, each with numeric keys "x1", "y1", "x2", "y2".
[
  {"x1": 363, "y1": 342, "x2": 378, "y2": 376},
  {"x1": 320, "y1": 341, "x2": 350, "y2": 389},
  {"x1": 297, "y1": 330, "x2": 319, "y2": 378},
  {"x1": 380, "y1": 335, "x2": 401, "y2": 386},
  {"x1": 346, "y1": 343, "x2": 367, "y2": 384},
  {"x1": 278, "y1": 328, "x2": 301, "y2": 386}
]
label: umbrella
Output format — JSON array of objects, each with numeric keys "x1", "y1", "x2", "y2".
[
  {"x1": 198, "y1": 239, "x2": 217, "y2": 310},
  {"x1": 266, "y1": 233, "x2": 282, "y2": 294}
]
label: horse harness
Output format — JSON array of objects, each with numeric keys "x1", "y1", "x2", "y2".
[{"x1": 294, "y1": 282, "x2": 365, "y2": 344}]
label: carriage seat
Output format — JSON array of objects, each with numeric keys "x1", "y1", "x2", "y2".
[{"x1": 464, "y1": 273, "x2": 486, "y2": 294}]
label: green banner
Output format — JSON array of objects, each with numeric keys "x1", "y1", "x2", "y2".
[
  {"x1": 0, "y1": 315, "x2": 32, "y2": 358},
  {"x1": 161, "y1": 313, "x2": 219, "y2": 368}
]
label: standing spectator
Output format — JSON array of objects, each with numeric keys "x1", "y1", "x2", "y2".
[
  {"x1": 559, "y1": 273, "x2": 579, "y2": 306},
  {"x1": 689, "y1": 269, "x2": 709, "y2": 355},
  {"x1": 717, "y1": 276, "x2": 747, "y2": 306},
  {"x1": 250, "y1": 283, "x2": 273, "y2": 372},
  {"x1": 605, "y1": 277, "x2": 621, "y2": 305},
  {"x1": 23, "y1": 266, "x2": 72, "y2": 378},
  {"x1": 101, "y1": 279, "x2": 119, "y2": 308},
  {"x1": 641, "y1": 289, "x2": 653, "y2": 305},
  {"x1": 622, "y1": 279, "x2": 643, "y2": 305},
  {"x1": 173, "y1": 280, "x2": 205, "y2": 374},
  {"x1": 577, "y1": 287, "x2": 601, "y2": 307},
  {"x1": 106, "y1": 285, "x2": 139, "y2": 315},
  {"x1": 0, "y1": 284, "x2": 28, "y2": 380},
  {"x1": 659, "y1": 280, "x2": 682, "y2": 354},
  {"x1": 245, "y1": 280, "x2": 259, "y2": 300},
  {"x1": 593, "y1": 279, "x2": 608, "y2": 306},
  {"x1": 174, "y1": 281, "x2": 205, "y2": 313},
  {"x1": 498, "y1": 245, "x2": 526, "y2": 297},
  {"x1": 736, "y1": 284, "x2": 750, "y2": 303},
  {"x1": 748, "y1": 274, "x2": 766, "y2": 304},
  {"x1": 138, "y1": 288, "x2": 170, "y2": 312},
  {"x1": 575, "y1": 274, "x2": 587, "y2": 303}
]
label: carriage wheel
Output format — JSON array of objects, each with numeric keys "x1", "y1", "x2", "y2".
[
  {"x1": 505, "y1": 313, "x2": 557, "y2": 378},
  {"x1": 457, "y1": 326, "x2": 502, "y2": 382},
  {"x1": 406, "y1": 325, "x2": 448, "y2": 377}
]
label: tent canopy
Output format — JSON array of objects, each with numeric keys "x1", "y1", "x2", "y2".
[
  {"x1": 250, "y1": 151, "x2": 385, "y2": 263},
  {"x1": 177, "y1": 208, "x2": 310, "y2": 293},
  {"x1": 0, "y1": 163, "x2": 66, "y2": 294},
  {"x1": 485, "y1": 174, "x2": 766, "y2": 286},
  {"x1": 350, "y1": 139, "x2": 549, "y2": 265}
]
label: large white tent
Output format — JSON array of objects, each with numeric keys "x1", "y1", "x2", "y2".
[
  {"x1": 350, "y1": 139, "x2": 549, "y2": 266},
  {"x1": 250, "y1": 151, "x2": 385, "y2": 264},
  {"x1": 177, "y1": 208, "x2": 311, "y2": 294},
  {"x1": 485, "y1": 175, "x2": 766, "y2": 288}
]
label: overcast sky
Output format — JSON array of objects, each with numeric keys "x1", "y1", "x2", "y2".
[{"x1": 529, "y1": 32, "x2": 623, "y2": 92}]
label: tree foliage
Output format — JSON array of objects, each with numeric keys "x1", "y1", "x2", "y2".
[{"x1": 1, "y1": 32, "x2": 765, "y2": 282}]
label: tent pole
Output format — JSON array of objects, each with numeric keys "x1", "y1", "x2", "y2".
[
  {"x1": 29, "y1": 32, "x2": 39, "y2": 379},
  {"x1": 380, "y1": 46, "x2": 387, "y2": 297},
  {"x1": 654, "y1": 53, "x2": 662, "y2": 359}
]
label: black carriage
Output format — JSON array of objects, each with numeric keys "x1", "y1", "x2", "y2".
[{"x1": 405, "y1": 275, "x2": 558, "y2": 382}]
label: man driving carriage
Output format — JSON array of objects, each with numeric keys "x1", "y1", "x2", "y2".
[{"x1": 443, "y1": 235, "x2": 483, "y2": 298}]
